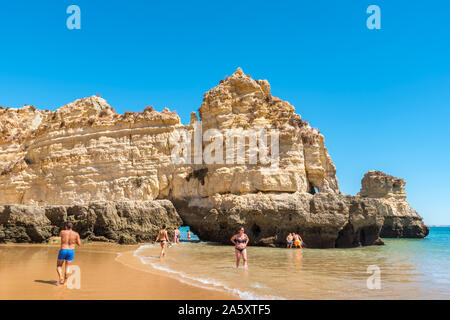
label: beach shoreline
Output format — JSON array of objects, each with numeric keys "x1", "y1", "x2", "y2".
[{"x1": 0, "y1": 242, "x2": 238, "y2": 300}]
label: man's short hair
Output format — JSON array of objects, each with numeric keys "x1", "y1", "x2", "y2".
[{"x1": 65, "y1": 222, "x2": 73, "y2": 229}]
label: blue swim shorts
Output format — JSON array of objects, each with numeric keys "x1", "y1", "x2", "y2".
[{"x1": 57, "y1": 249, "x2": 75, "y2": 261}]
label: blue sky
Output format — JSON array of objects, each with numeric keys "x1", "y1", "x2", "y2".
[{"x1": 0, "y1": 1, "x2": 449, "y2": 224}]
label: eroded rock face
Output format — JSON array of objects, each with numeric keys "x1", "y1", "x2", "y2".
[
  {"x1": 360, "y1": 171, "x2": 406, "y2": 199},
  {"x1": 174, "y1": 192, "x2": 387, "y2": 248},
  {"x1": 184, "y1": 67, "x2": 339, "y2": 196},
  {"x1": 0, "y1": 69, "x2": 339, "y2": 205},
  {"x1": 0, "y1": 96, "x2": 182, "y2": 204},
  {"x1": 0, "y1": 200, "x2": 182, "y2": 244},
  {"x1": 173, "y1": 170, "x2": 428, "y2": 248},
  {"x1": 0, "y1": 205, "x2": 54, "y2": 243},
  {"x1": 359, "y1": 171, "x2": 429, "y2": 238},
  {"x1": 0, "y1": 69, "x2": 428, "y2": 246}
]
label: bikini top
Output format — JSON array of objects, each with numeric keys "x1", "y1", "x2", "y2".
[{"x1": 236, "y1": 236, "x2": 246, "y2": 243}]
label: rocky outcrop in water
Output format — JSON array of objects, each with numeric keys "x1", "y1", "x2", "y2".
[
  {"x1": 360, "y1": 171, "x2": 429, "y2": 239},
  {"x1": 174, "y1": 171, "x2": 428, "y2": 248},
  {"x1": 0, "y1": 69, "x2": 428, "y2": 247},
  {"x1": 0, "y1": 200, "x2": 182, "y2": 244},
  {"x1": 174, "y1": 192, "x2": 386, "y2": 248}
]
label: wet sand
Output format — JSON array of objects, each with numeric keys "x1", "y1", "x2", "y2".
[{"x1": 0, "y1": 243, "x2": 237, "y2": 300}]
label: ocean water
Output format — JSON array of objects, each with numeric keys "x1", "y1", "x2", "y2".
[
  {"x1": 134, "y1": 227, "x2": 450, "y2": 299},
  {"x1": 178, "y1": 226, "x2": 200, "y2": 241}
]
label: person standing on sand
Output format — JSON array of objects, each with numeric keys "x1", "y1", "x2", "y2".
[
  {"x1": 230, "y1": 226, "x2": 249, "y2": 268},
  {"x1": 286, "y1": 233, "x2": 294, "y2": 248},
  {"x1": 187, "y1": 230, "x2": 191, "y2": 240},
  {"x1": 57, "y1": 222, "x2": 81, "y2": 285},
  {"x1": 156, "y1": 225, "x2": 170, "y2": 259}
]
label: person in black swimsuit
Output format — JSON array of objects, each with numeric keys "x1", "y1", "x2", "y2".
[
  {"x1": 230, "y1": 226, "x2": 249, "y2": 268},
  {"x1": 156, "y1": 225, "x2": 170, "y2": 259}
]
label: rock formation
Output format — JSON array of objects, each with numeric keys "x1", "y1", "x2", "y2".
[
  {"x1": 0, "y1": 200, "x2": 181, "y2": 244},
  {"x1": 0, "y1": 68, "x2": 429, "y2": 247},
  {"x1": 176, "y1": 170, "x2": 429, "y2": 248},
  {"x1": 360, "y1": 171, "x2": 429, "y2": 238}
]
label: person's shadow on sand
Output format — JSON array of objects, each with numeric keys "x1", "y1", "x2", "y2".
[{"x1": 34, "y1": 280, "x2": 58, "y2": 286}]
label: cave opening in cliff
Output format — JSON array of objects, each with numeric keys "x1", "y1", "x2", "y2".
[
  {"x1": 335, "y1": 223, "x2": 355, "y2": 248},
  {"x1": 308, "y1": 182, "x2": 317, "y2": 195},
  {"x1": 251, "y1": 223, "x2": 261, "y2": 238},
  {"x1": 359, "y1": 228, "x2": 366, "y2": 246},
  {"x1": 179, "y1": 225, "x2": 200, "y2": 242}
]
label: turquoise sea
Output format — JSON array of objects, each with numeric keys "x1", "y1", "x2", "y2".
[{"x1": 134, "y1": 227, "x2": 450, "y2": 299}]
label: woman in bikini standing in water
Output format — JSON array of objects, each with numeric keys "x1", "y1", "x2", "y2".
[
  {"x1": 156, "y1": 224, "x2": 170, "y2": 259},
  {"x1": 230, "y1": 226, "x2": 249, "y2": 268}
]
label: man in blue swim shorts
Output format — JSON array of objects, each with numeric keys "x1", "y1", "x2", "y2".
[{"x1": 57, "y1": 222, "x2": 81, "y2": 285}]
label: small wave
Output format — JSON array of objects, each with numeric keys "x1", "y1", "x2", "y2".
[
  {"x1": 133, "y1": 244, "x2": 159, "y2": 265},
  {"x1": 133, "y1": 244, "x2": 156, "y2": 255},
  {"x1": 251, "y1": 282, "x2": 268, "y2": 289},
  {"x1": 133, "y1": 245, "x2": 284, "y2": 300}
]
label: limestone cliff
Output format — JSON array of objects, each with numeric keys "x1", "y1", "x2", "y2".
[
  {"x1": 0, "y1": 69, "x2": 428, "y2": 247},
  {"x1": 0, "y1": 69, "x2": 338, "y2": 204},
  {"x1": 0, "y1": 96, "x2": 181, "y2": 204}
]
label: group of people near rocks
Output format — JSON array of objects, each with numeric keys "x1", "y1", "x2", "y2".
[
  {"x1": 155, "y1": 225, "x2": 251, "y2": 268},
  {"x1": 155, "y1": 225, "x2": 303, "y2": 269},
  {"x1": 286, "y1": 233, "x2": 304, "y2": 249}
]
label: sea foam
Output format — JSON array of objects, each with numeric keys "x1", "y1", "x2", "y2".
[{"x1": 133, "y1": 244, "x2": 284, "y2": 300}]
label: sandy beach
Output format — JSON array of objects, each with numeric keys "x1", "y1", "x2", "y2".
[{"x1": 0, "y1": 242, "x2": 237, "y2": 300}]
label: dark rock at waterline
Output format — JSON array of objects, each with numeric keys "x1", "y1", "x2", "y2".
[
  {"x1": 0, "y1": 200, "x2": 182, "y2": 244},
  {"x1": 0, "y1": 193, "x2": 428, "y2": 247},
  {"x1": 0, "y1": 205, "x2": 54, "y2": 243},
  {"x1": 173, "y1": 191, "x2": 427, "y2": 249},
  {"x1": 118, "y1": 234, "x2": 138, "y2": 245},
  {"x1": 381, "y1": 216, "x2": 430, "y2": 238},
  {"x1": 359, "y1": 170, "x2": 430, "y2": 239},
  {"x1": 174, "y1": 193, "x2": 377, "y2": 248}
]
